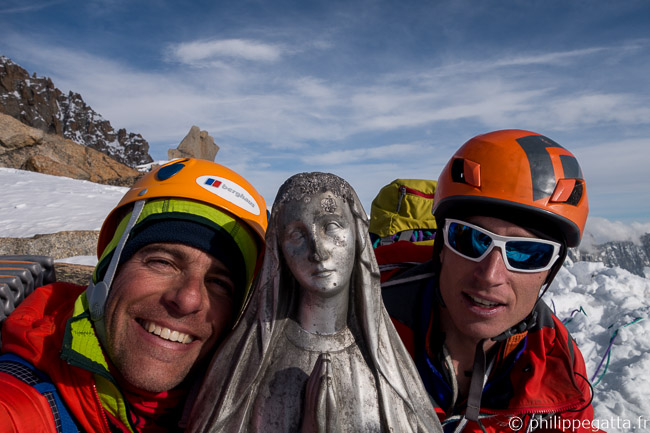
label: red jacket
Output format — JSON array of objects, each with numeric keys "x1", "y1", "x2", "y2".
[
  {"x1": 0, "y1": 282, "x2": 185, "y2": 433},
  {"x1": 379, "y1": 245, "x2": 598, "y2": 433}
]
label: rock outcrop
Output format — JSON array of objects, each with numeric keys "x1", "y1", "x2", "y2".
[
  {"x1": 0, "y1": 112, "x2": 141, "y2": 185},
  {"x1": 0, "y1": 230, "x2": 98, "y2": 259},
  {"x1": 0, "y1": 56, "x2": 153, "y2": 167},
  {"x1": 168, "y1": 125, "x2": 219, "y2": 161},
  {"x1": 53, "y1": 262, "x2": 94, "y2": 286},
  {"x1": 0, "y1": 231, "x2": 97, "y2": 285},
  {"x1": 570, "y1": 233, "x2": 650, "y2": 277}
]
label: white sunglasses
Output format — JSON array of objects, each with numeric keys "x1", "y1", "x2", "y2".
[{"x1": 443, "y1": 219, "x2": 561, "y2": 273}]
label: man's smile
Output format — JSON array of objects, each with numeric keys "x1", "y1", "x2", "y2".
[
  {"x1": 138, "y1": 319, "x2": 195, "y2": 344},
  {"x1": 464, "y1": 293, "x2": 503, "y2": 309}
]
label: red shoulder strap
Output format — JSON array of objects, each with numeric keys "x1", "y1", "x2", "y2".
[{"x1": 0, "y1": 370, "x2": 58, "y2": 433}]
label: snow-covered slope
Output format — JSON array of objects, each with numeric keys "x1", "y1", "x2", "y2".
[
  {"x1": 1, "y1": 167, "x2": 648, "y2": 432},
  {"x1": 549, "y1": 260, "x2": 650, "y2": 432},
  {"x1": 0, "y1": 167, "x2": 127, "y2": 238}
]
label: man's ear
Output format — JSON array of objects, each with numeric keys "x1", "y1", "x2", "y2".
[{"x1": 438, "y1": 245, "x2": 446, "y2": 264}]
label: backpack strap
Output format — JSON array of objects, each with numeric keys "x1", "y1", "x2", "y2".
[{"x1": 0, "y1": 353, "x2": 80, "y2": 433}]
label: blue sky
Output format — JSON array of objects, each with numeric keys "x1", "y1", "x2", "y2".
[{"x1": 2, "y1": 0, "x2": 650, "y2": 226}]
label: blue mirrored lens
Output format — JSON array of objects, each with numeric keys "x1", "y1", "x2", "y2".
[
  {"x1": 448, "y1": 221, "x2": 555, "y2": 271},
  {"x1": 505, "y1": 241, "x2": 554, "y2": 270},
  {"x1": 448, "y1": 222, "x2": 492, "y2": 258}
]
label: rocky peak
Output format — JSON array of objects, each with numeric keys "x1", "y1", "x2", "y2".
[
  {"x1": 570, "y1": 235, "x2": 650, "y2": 278},
  {"x1": 0, "y1": 56, "x2": 152, "y2": 167},
  {"x1": 168, "y1": 125, "x2": 220, "y2": 161},
  {"x1": 0, "y1": 112, "x2": 141, "y2": 186},
  {"x1": 0, "y1": 56, "x2": 62, "y2": 135}
]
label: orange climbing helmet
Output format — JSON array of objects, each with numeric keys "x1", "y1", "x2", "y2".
[
  {"x1": 97, "y1": 158, "x2": 267, "y2": 255},
  {"x1": 88, "y1": 158, "x2": 268, "y2": 323},
  {"x1": 433, "y1": 129, "x2": 588, "y2": 247}
]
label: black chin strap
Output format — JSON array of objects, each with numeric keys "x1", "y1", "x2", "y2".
[{"x1": 492, "y1": 309, "x2": 539, "y2": 343}]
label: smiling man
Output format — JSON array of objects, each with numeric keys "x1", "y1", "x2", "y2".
[
  {"x1": 0, "y1": 158, "x2": 267, "y2": 432},
  {"x1": 381, "y1": 130, "x2": 599, "y2": 432}
]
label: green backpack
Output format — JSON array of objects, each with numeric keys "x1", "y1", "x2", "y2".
[{"x1": 369, "y1": 179, "x2": 438, "y2": 248}]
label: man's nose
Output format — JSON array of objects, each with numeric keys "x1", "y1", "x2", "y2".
[
  {"x1": 474, "y1": 247, "x2": 509, "y2": 283},
  {"x1": 163, "y1": 274, "x2": 204, "y2": 315}
]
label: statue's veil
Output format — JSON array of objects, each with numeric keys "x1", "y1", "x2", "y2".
[{"x1": 187, "y1": 172, "x2": 441, "y2": 433}]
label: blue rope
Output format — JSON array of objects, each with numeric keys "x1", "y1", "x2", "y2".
[
  {"x1": 560, "y1": 305, "x2": 645, "y2": 387},
  {"x1": 591, "y1": 317, "x2": 644, "y2": 386},
  {"x1": 551, "y1": 299, "x2": 557, "y2": 316},
  {"x1": 562, "y1": 306, "x2": 588, "y2": 325}
]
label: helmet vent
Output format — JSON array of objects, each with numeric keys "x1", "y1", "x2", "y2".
[
  {"x1": 566, "y1": 180, "x2": 584, "y2": 206},
  {"x1": 550, "y1": 178, "x2": 584, "y2": 206},
  {"x1": 451, "y1": 158, "x2": 480, "y2": 187},
  {"x1": 156, "y1": 162, "x2": 185, "y2": 181}
]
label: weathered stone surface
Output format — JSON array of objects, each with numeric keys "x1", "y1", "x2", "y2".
[
  {"x1": 0, "y1": 232, "x2": 97, "y2": 286},
  {"x1": 0, "y1": 112, "x2": 142, "y2": 185},
  {"x1": 0, "y1": 230, "x2": 99, "y2": 259},
  {"x1": 0, "y1": 56, "x2": 153, "y2": 167},
  {"x1": 168, "y1": 125, "x2": 219, "y2": 161},
  {"x1": 0, "y1": 232, "x2": 95, "y2": 285},
  {"x1": 54, "y1": 262, "x2": 94, "y2": 286}
]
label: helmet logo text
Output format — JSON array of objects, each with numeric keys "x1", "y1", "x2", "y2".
[{"x1": 197, "y1": 176, "x2": 261, "y2": 216}]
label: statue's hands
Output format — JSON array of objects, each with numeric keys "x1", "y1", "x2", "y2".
[{"x1": 301, "y1": 352, "x2": 339, "y2": 433}]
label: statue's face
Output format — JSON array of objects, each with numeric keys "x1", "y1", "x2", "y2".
[{"x1": 280, "y1": 191, "x2": 356, "y2": 298}]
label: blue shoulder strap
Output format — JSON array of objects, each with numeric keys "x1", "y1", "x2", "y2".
[{"x1": 0, "y1": 353, "x2": 80, "y2": 433}]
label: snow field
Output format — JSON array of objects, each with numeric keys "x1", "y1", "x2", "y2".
[
  {"x1": 0, "y1": 167, "x2": 127, "y2": 238},
  {"x1": 549, "y1": 260, "x2": 650, "y2": 432}
]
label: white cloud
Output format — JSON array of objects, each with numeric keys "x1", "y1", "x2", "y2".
[
  {"x1": 569, "y1": 137, "x2": 650, "y2": 225},
  {"x1": 490, "y1": 47, "x2": 608, "y2": 67},
  {"x1": 523, "y1": 93, "x2": 650, "y2": 130},
  {"x1": 0, "y1": 0, "x2": 63, "y2": 14},
  {"x1": 345, "y1": 77, "x2": 553, "y2": 133},
  {"x1": 293, "y1": 77, "x2": 337, "y2": 101},
  {"x1": 167, "y1": 39, "x2": 283, "y2": 65},
  {"x1": 301, "y1": 142, "x2": 427, "y2": 165},
  {"x1": 9, "y1": 33, "x2": 648, "y2": 156},
  {"x1": 582, "y1": 217, "x2": 650, "y2": 251},
  {"x1": 423, "y1": 42, "x2": 646, "y2": 78},
  {"x1": 576, "y1": 138, "x2": 650, "y2": 185}
]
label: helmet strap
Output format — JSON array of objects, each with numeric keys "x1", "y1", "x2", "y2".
[
  {"x1": 87, "y1": 199, "x2": 146, "y2": 322},
  {"x1": 463, "y1": 339, "x2": 493, "y2": 433},
  {"x1": 491, "y1": 309, "x2": 538, "y2": 342},
  {"x1": 430, "y1": 227, "x2": 446, "y2": 307}
]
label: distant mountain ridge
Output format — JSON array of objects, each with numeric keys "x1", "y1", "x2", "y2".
[
  {"x1": 570, "y1": 234, "x2": 650, "y2": 278},
  {"x1": 0, "y1": 56, "x2": 152, "y2": 167}
]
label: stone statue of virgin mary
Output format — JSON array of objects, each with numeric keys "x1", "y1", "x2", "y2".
[{"x1": 187, "y1": 172, "x2": 441, "y2": 433}]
